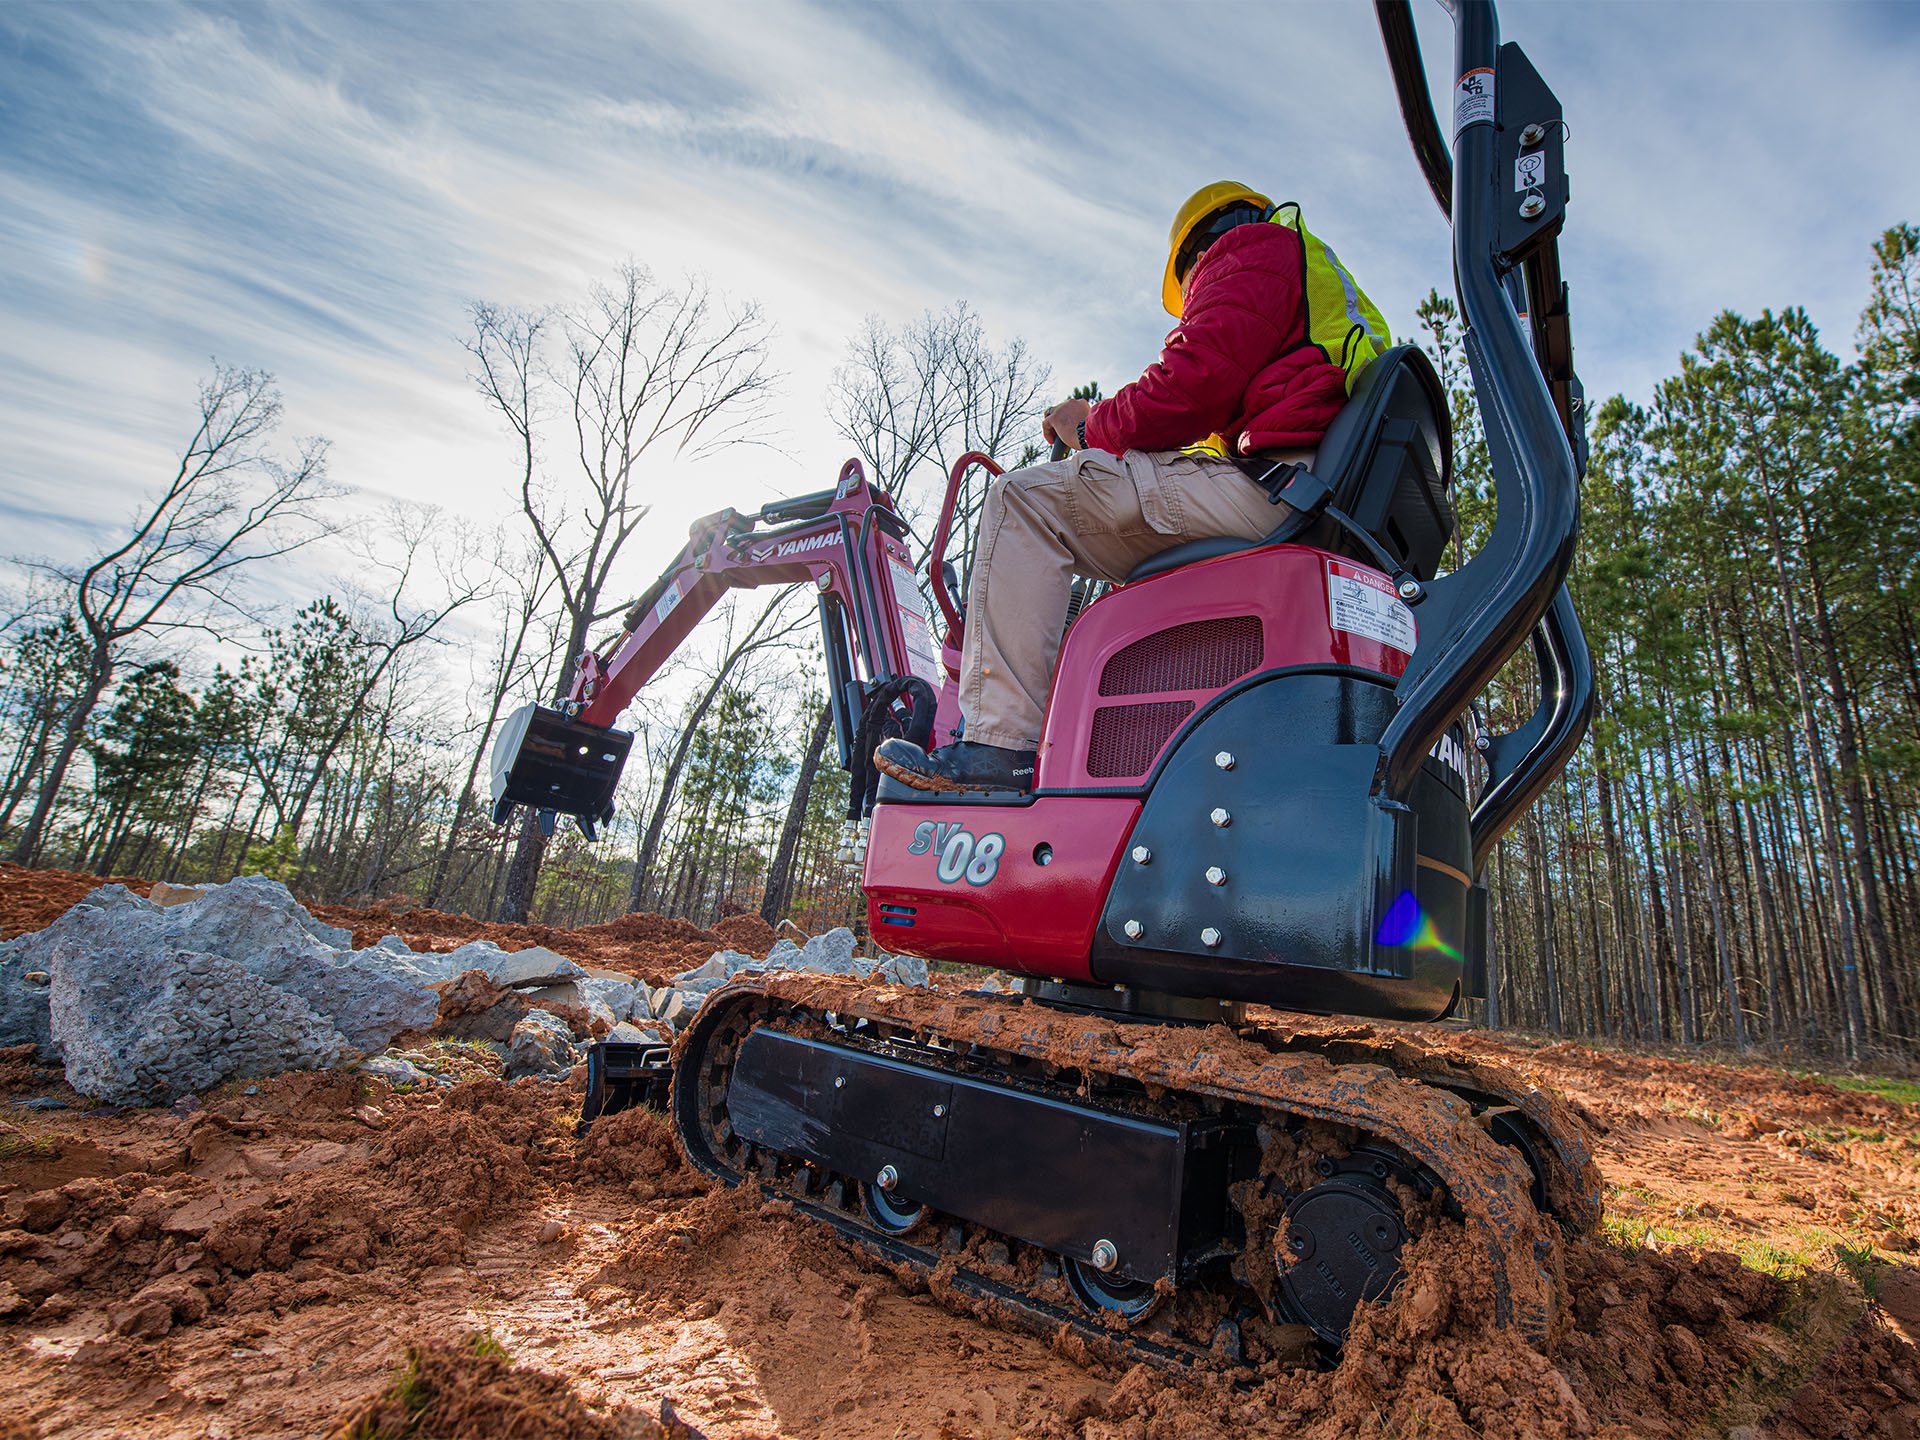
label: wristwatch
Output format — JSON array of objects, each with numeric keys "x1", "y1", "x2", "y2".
[{"x1": 1076, "y1": 419, "x2": 1088, "y2": 449}]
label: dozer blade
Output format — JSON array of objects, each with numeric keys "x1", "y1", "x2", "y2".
[{"x1": 489, "y1": 702, "x2": 632, "y2": 829}]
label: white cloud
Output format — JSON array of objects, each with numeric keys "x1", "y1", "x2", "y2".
[{"x1": 1, "y1": 0, "x2": 1914, "y2": 618}]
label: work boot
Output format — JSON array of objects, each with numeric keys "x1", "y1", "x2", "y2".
[{"x1": 874, "y1": 738, "x2": 1037, "y2": 794}]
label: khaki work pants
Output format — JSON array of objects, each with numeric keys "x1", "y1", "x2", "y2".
[{"x1": 960, "y1": 447, "x2": 1308, "y2": 750}]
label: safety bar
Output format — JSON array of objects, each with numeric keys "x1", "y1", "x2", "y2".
[
  {"x1": 929, "y1": 451, "x2": 1002, "y2": 633},
  {"x1": 1376, "y1": 2, "x2": 1452, "y2": 217},
  {"x1": 1371, "y1": 0, "x2": 1582, "y2": 821},
  {"x1": 1468, "y1": 586, "x2": 1593, "y2": 872}
]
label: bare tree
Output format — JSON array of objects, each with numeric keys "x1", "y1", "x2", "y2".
[
  {"x1": 469, "y1": 263, "x2": 779, "y2": 921},
  {"x1": 8, "y1": 365, "x2": 334, "y2": 864},
  {"x1": 425, "y1": 528, "x2": 559, "y2": 907},
  {"x1": 241, "y1": 504, "x2": 485, "y2": 845},
  {"x1": 627, "y1": 589, "x2": 811, "y2": 912},
  {"x1": 827, "y1": 301, "x2": 1050, "y2": 581}
]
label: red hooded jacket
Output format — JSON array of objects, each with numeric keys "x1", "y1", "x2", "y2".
[{"x1": 1082, "y1": 221, "x2": 1348, "y2": 456}]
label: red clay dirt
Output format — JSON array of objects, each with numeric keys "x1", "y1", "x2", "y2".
[{"x1": 1, "y1": 865, "x2": 1916, "y2": 1438}]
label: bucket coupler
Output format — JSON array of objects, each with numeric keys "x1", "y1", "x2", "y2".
[{"x1": 489, "y1": 701, "x2": 633, "y2": 838}]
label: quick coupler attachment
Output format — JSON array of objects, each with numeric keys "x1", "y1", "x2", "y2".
[{"x1": 489, "y1": 702, "x2": 632, "y2": 838}]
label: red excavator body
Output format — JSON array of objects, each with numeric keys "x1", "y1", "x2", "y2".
[{"x1": 489, "y1": 0, "x2": 1607, "y2": 1365}]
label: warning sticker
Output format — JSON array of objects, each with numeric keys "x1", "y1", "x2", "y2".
[
  {"x1": 887, "y1": 554, "x2": 942, "y2": 684},
  {"x1": 1515, "y1": 150, "x2": 1547, "y2": 193},
  {"x1": 1453, "y1": 66, "x2": 1495, "y2": 135},
  {"x1": 1327, "y1": 559, "x2": 1417, "y2": 654},
  {"x1": 652, "y1": 578, "x2": 682, "y2": 626}
]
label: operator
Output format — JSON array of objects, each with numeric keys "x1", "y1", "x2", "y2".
[{"x1": 876, "y1": 182, "x2": 1383, "y2": 794}]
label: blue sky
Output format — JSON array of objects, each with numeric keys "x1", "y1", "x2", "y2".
[{"x1": 3, "y1": 0, "x2": 1918, "y2": 600}]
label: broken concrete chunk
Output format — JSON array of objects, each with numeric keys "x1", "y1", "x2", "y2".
[
  {"x1": 445, "y1": 942, "x2": 585, "y2": 989},
  {"x1": 358, "y1": 1054, "x2": 439, "y2": 1087},
  {"x1": 627, "y1": 985, "x2": 655, "y2": 1022},
  {"x1": 651, "y1": 989, "x2": 688, "y2": 1030},
  {"x1": 798, "y1": 928, "x2": 860, "y2": 976},
  {"x1": 504, "y1": 1009, "x2": 577, "y2": 1081},
  {"x1": 158, "y1": 874, "x2": 352, "y2": 957},
  {"x1": 235, "y1": 945, "x2": 439, "y2": 1053},
  {"x1": 579, "y1": 977, "x2": 633, "y2": 1026},
  {"x1": 605, "y1": 1021, "x2": 665, "y2": 1044},
  {"x1": 674, "y1": 954, "x2": 729, "y2": 984},
  {"x1": 876, "y1": 953, "x2": 931, "y2": 987},
  {"x1": 762, "y1": 938, "x2": 804, "y2": 971},
  {"x1": 347, "y1": 944, "x2": 460, "y2": 988},
  {"x1": 51, "y1": 944, "x2": 351, "y2": 1105}
]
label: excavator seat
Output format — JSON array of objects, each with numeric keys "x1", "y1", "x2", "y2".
[{"x1": 1126, "y1": 344, "x2": 1454, "y2": 583}]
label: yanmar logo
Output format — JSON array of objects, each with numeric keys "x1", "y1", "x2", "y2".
[
  {"x1": 1429, "y1": 731, "x2": 1470, "y2": 782},
  {"x1": 752, "y1": 533, "x2": 840, "y2": 562}
]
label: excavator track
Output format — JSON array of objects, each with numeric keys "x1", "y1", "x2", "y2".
[{"x1": 671, "y1": 973, "x2": 1597, "y2": 1375}]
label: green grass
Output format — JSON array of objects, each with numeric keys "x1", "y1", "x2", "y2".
[
  {"x1": 466, "y1": 1330, "x2": 509, "y2": 1362},
  {"x1": 1795, "y1": 1071, "x2": 1920, "y2": 1106},
  {"x1": 0, "y1": 1131, "x2": 57, "y2": 1161}
]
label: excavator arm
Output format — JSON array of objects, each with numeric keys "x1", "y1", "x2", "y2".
[{"x1": 489, "y1": 462, "x2": 946, "y2": 838}]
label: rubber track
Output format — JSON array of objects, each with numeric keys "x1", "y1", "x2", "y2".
[{"x1": 673, "y1": 973, "x2": 1576, "y2": 1359}]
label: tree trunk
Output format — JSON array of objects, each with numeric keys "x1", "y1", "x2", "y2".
[
  {"x1": 9, "y1": 659, "x2": 110, "y2": 865},
  {"x1": 762, "y1": 703, "x2": 833, "y2": 925}
]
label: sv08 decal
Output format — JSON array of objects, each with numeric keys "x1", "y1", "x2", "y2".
[{"x1": 907, "y1": 821, "x2": 1005, "y2": 886}]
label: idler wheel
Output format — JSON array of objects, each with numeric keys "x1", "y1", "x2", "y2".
[
  {"x1": 1276, "y1": 1178, "x2": 1408, "y2": 1343},
  {"x1": 1063, "y1": 1257, "x2": 1162, "y2": 1324},
  {"x1": 860, "y1": 1179, "x2": 930, "y2": 1236}
]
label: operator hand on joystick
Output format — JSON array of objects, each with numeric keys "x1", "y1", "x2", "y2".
[{"x1": 1042, "y1": 397, "x2": 1092, "y2": 452}]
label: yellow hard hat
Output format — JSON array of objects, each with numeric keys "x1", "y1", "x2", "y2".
[{"x1": 1162, "y1": 181, "x2": 1271, "y2": 317}]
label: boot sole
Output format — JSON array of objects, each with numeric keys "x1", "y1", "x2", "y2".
[{"x1": 872, "y1": 752, "x2": 1024, "y2": 795}]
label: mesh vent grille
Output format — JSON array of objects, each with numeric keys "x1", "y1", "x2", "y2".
[
  {"x1": 1086, "y1": 701, "x2": 1195, "y2": 779},
  {"x1": 1098, "y1": 616, "x2": 1264, "y2": 697}
]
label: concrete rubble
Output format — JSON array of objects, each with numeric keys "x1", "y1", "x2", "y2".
[
  {"x1": 639, "y1": 926, "x2": 935, "y2": 1035},
  {"x1": 504, "y1": 1008, "x2": 577, "y2": 1080},
  {"x1": 0, "y1": 877, "x2": 938, "y2": 1105}
]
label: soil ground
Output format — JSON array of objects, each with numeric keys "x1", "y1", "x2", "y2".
[{"x1": 2, "y1": 864, "x2": 1917, "y2": 1438}]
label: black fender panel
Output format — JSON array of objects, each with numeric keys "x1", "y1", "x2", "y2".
[{"x1": 1092, "y1": 672, "x2": 1468, "y2": 1020}]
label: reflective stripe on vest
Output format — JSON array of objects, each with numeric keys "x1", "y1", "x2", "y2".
[{"x1": 1268, "y1": 201, "x2": 1392, "y2": 394}]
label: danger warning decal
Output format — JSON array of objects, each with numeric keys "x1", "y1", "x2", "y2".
[
  {"x1": 1327, "y1": 559, "x2": 1417, "y2": 654},
  {"x1": 887, "y1": 553, "x2": 941, "y2": 685},
  {"x1": 1453, "y1": 66, "x2": 1495, "y2": 136}
]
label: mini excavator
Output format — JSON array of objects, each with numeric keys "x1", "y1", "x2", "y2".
[{"x1": 490, "y1": 0, "x2": 1601, "y2": 1366}]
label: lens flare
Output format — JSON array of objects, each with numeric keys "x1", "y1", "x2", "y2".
[{"x1": 1376, "y1": 890, "x2": 1461, "y2": 960}]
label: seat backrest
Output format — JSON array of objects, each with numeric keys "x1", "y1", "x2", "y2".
[{"x1": 1307, "y1": 343, "x2": 1454, "y2": 581}]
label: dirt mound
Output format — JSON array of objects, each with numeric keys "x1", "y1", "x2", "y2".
[
  {"x1": 301, "y1": 896, "x2": 732, "y2": 985},
  {"x1": 327, "y1": 1333, "x2": 652, "y2": 1440},
  {"x1": 710, "y1": 913, "x2": 777, "y2": 954},
  {"x1": 0, "y1": 862, "x2": 149, "y2": 940},
  {"x1": 3, "y1": 862, "x2": 1919, "y2": 1438}
]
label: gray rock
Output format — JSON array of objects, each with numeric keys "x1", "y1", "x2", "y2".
[
  {"x1": 580, "y1": 976, "x2": 634, "y2": 1025},
  {"x1": 444, "y1": 942, "x2": 585, "y2": 989},
  {"x1": 673, "y1": 954, "x2": 729, "y2": 984},
  {"x1": 798, "y1": 928, "x2": 860, "y2": 976},
  {"x1": 876, "y1": 953, "x2": 931, "y2": 987},
  {"x1": 237, "y1": 945, "x2": 439, "y2": 1052},
  {"x1": 627, "y1": 985, "x2": 655, "y2": 1022},
  {"x1": 762, "y1": 938, "x2": 804, "y2": 970},
  {"x1": 51, "y1": 944, "x2": 349, "y2": 1104},
  {"x1": 358, "y1": 1054, "x2": 438, "y2": 1087},
  {"x1": 716, "y1": 949, "x2": 765, "y2": 977},
  {"x1": 504, "y1": 1009, "x2": 577, "y2": 1081},
  {"x1": 347, "y1": 943, "x2": 459, "y2": 987},
  {"x1": 1, "y1": 884, "x2": 160, "y2": 1058},
  {"x1": 605, "y1": 1020, "x2": 665, "y2": 1044},
  {"x1": 650, "y1": 989, "x2": 689, "y2": 1030},
  {"x1": 159, "y1": 874, "x2": 352, "y2": 957}
]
